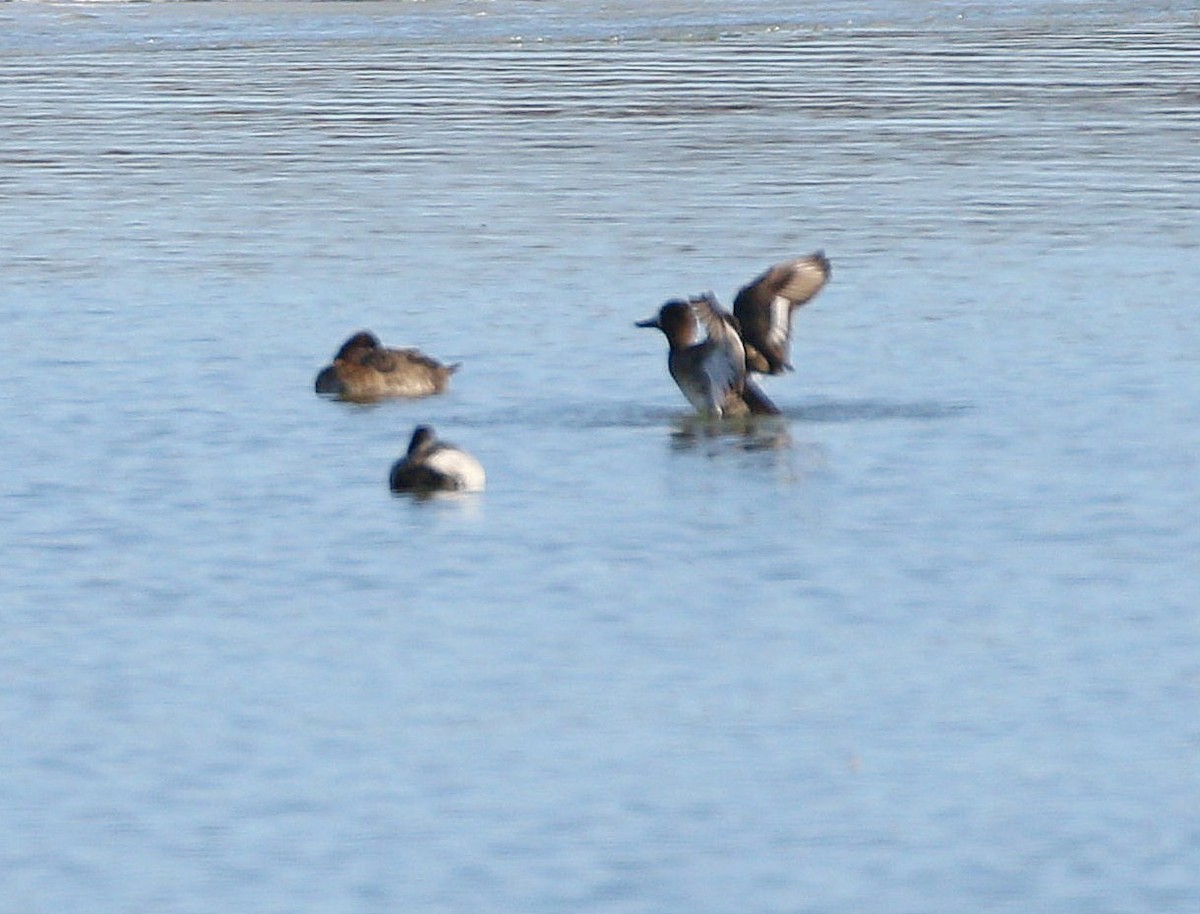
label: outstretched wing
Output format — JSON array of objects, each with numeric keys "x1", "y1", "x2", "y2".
[
  {"x1": 733, "y1": 252, "x2": 831, "y2": 374},
  {"x1": 690, "y1": 294, "x2": 747, "y2": 412}
]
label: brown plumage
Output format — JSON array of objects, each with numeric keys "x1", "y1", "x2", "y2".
[
  {"x1": 314, "y1": 331, "x2": 459, "y2": 402},
  {"x1": 732, "y1": 252, "x2": 831, "y2": 375}
]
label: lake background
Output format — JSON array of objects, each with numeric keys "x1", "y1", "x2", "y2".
[{"x1": 2, "y1": 1, "x2": 1199, "y2": 911}]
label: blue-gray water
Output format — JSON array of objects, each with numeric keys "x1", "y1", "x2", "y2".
[{"x1": 3, "y1": 2, "x2": 1199, "y2": 912}]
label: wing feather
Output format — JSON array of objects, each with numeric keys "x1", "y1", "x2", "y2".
[
  {"x1": 768, "y1": 254, "x2": 831, "y2": 306},
  {"x1": 766, "y1": 294, "x2": 791, "y2": 350},
  {"x1": 363, "y1": 347, "x2": 439, "y2": 374},
  {"x1": 733, "y1": 252, "x2": 831, "y2": 375},
  {"x1": 690, "y1": 294, "x2": 747, "y2": 413},
  {"x1": 690, "y1": 294, "x2": 746, "y2": 370}
]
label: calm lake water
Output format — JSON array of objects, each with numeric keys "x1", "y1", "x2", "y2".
[{"x1": 3, "y1": 1, "x2": 1199, "y2": 911}]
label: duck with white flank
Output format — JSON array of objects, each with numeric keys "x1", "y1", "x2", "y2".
[
  {"x1": 389, "y1": 425, "x2": 485, "y2": 494},
  {"x1": 315, "y1": 331, "x2": 459, "y2": 401}
]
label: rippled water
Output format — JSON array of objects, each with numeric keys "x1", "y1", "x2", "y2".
[{"x1": 3, "y1": 2, "x2": 1200, "y2": 912}]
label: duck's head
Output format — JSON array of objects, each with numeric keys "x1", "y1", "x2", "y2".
[
  {"x1": 334, "y1": 330, "x2": 382, "y2": 361},
  {"x1": 406, "y1": 424, "x2": 440, "y2": 459},
  {"x1": 636, "y1": 300, "x2": 698, "y2": 347},
  {"x1": 314, "y1": 366, "x2": 344, "y2": 395}
]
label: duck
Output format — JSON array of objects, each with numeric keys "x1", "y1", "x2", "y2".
[
  {"x1": 636, "y1": 293, "x2": 779, "y2": 418},
  {"x1": 314, "y1": 331, "x2": 459, "y2": 401},
  {"x1": 389, "y1": 425, "x2": 486, "y2": 494},
  {"x1": 732, "y1": 252, "x2": 831, "y2": 375}
]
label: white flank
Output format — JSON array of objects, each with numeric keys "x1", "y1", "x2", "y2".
[{"x1": 428, "y1": 447, "x2": 486, "y2": 492}]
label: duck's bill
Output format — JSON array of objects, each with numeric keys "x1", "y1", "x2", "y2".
[{"x1": 635, "y1": 317, "x2": 659, "y2": 328}]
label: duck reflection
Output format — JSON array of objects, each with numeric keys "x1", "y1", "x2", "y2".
[{"x1": 669, "y1": 414, "x2": 793, "y2": 452}]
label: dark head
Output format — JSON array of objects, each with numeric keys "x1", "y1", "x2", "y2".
[
  {"x1": 314, "y1": 365, "x2": 344, "y2": 395},
  {"x1": 406, "y1": 424, "x2": 439, "y2": 458},
  {"x1": 636, "y1": 300, "x2": 698, "y2": 347},
  {"x1": 334, "y1": 330, "x2": 381, "y2": 361}
]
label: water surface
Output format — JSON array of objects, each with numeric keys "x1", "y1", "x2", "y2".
[{"x1": 3, "y1": 2, "x2": 1199, "y2": 912}]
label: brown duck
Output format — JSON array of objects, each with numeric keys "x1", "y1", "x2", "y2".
[{"x1": 314, "y1": 331, "x2": 459, "y2": 401}]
